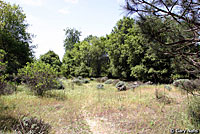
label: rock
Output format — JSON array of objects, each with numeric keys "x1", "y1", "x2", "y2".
[
  {"x1": 81, "y1": 79, "x2": 90, "y2": 84},
  {"x1": 96, "y1": 78, "x2": 102, "y2": 83},
  {"x1": 115, "y1": 81, "x2": 127, "y2": 91},
  {"x1": 164, "y1": 85, "x2": 172, "y2": 91},
  {"x1": 97, "y1": 84, "x2": 104, "y2": 89},
  {"x1": 90, "y1": 77, "x2": 95, "y2": 81},
  {"x1": 78, "y1": 76, "x2": 83, "y2": 80},
  {"x1": 104, "y1": 79, "x2": 113, "y2": 84},
  {"x1": 118, "y1": 85, "x2": 126, "y2": 91},
  {"x1": 112, "y1": 79, "x2": 120, "y2": 86},
  {"x1": 172, "y1": 79, "x2": 190, "y2": 87},
  {"x1": 101, "y1": 77, "x2": 108, "y2": 82},
  {"x1": 145, "y1": 81, "x2": 153, "y2": 85}
]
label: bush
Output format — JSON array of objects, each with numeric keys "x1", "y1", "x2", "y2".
[
  {"x1": 14, "y1": 116, "x2": 51, "y2": 134},
  {"x1": 53, "y1": 80, "x2": 65, "y2": 90},
  {"x1": 18, "y1": 61, "x2": 58, "y2": 96},
  {"x1": 188, "y1": 97, "x2": 200, "y2": 128},
  {"x1": 104, "y1": 79, "x2": 112, "y2": 84}
]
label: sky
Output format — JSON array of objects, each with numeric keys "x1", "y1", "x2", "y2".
[{"x1": 5, "y1": 0, "x2": 126, "y2": 60}]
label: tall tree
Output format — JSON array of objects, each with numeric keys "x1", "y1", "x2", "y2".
[
  {"x1": 124, "y1": 0, "x2": 200, "y2": 76},
  {"x1": 0, "y1": 1, "x2": 34, "y2": 74},
  {"x1": 106, "y1": 17, "x2": 135, "y2": 79},
  {"x1": 63, "y1": 27, "x2": 81, "y2": 51}
]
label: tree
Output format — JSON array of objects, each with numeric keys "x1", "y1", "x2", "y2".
[
  {"x1": 106, "y1": 17, "x2": 136, "y2": 79},
  {"x1": 124, "y1": 0, "x2": 200, "y2": 76},
  {"x1": 39, "y1": 50, "x2": 61, "y2": 72},
  {"x1": 0, "y1": 1, "x2": 34, "y2": 74},
  {"x1": 63, "y1": 27, "x2": 81, "y2": 51},
  {"x1": 61, "y1": 36, "x2": 109, "y2": 78}
]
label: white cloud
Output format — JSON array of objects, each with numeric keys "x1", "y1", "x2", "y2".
[
  {"x1": 64, "y1": 0, "x2": 79, "y2": 4},
  {"x1": 17, "y1": 0, "x2": 45, "y2": 6},
  {"x1": 58, "y1": 8, "x2": 70, "y2": 15}
]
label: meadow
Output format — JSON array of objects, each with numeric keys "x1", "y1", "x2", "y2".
[{"x1": 0, "y1": 78, "x2": 195, "y2": 134}]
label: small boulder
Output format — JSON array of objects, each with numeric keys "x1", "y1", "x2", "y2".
[
  {"x1": 164, "y1": 85, "x2": 172, "y2": 91},
  {"x1": 116, "y1": 81, "x2": 126, "y2": 91},
  {"x1": 97, "y1": 84, "x2": 104, "y2": 89},
  {"x1": 112, "y1": 79, "x2": 120, "y2": 86},
  {"x1": 101, "y1": 77, "x2": 108, "y2": 82},
  {"x1": 104, "y1": 79, "x2": 113, "y2": 84},
  {"x1": 145, "y1": 81, "x2": 153, "y2": 85},
  {"x1": 81, "y1": 79, "x2": 90, "y2": 84}
]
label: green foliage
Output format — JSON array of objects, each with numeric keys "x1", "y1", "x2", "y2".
[
  {"x1": 106, "y1": 17, "x2": 135, "y2": 79},
  {"x1": 63, "y1": 27, "x2": 81, "y2": 51},
  {"x1": 39, "y1": 50, "x2": 61, "y2": 72},
  {"x1": 18, "y1": 61, "x2": 58, "y2": 96},
  {"x1": 0, "y1": 1, "x2": 34, "y2": 74},
  {"x1": 62, "y1": 36, "x2": 109, "y2": 78},
  {"x1": 0, "y1": 49, "x2": 8, "y2": 94}
]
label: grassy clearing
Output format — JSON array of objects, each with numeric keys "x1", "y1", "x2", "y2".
[{"x1": 0, "y1": 79, "x2": 195, "y2": 134}]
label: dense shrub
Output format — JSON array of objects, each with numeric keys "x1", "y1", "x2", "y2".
[
  {"x1": 0, "y1": 82, "x2": 17, "y2": 95},
  {"x1": 53, "y1": 80, "x2": 65, "y2": 90},
  {"x1": 18, "y1": 61, "x2": 58, "y2": 96},
  {"x1": 14, "y1": 116, "x2": 51, "y2": 134}
]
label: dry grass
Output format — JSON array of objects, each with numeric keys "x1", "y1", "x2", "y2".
[{"x1": 0, "y1": 80, "x2": 195, "y2": 134}]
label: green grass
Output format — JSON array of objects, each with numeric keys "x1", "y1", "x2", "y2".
[{"x1": 0, "y1": 79, "x2": 195, "y2": 133}]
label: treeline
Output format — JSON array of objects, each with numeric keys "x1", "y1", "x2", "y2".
[
  {"x1": 60, "y1": 17, "x2": 192, "y2": 83},
  {"x1": 0, "y1": 1, "x2": 194, "y2": 86}
]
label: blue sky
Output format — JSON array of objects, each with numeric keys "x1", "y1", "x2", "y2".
[{"x1": 6, "y1": 0, "x2": 126, "y2": 60}]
